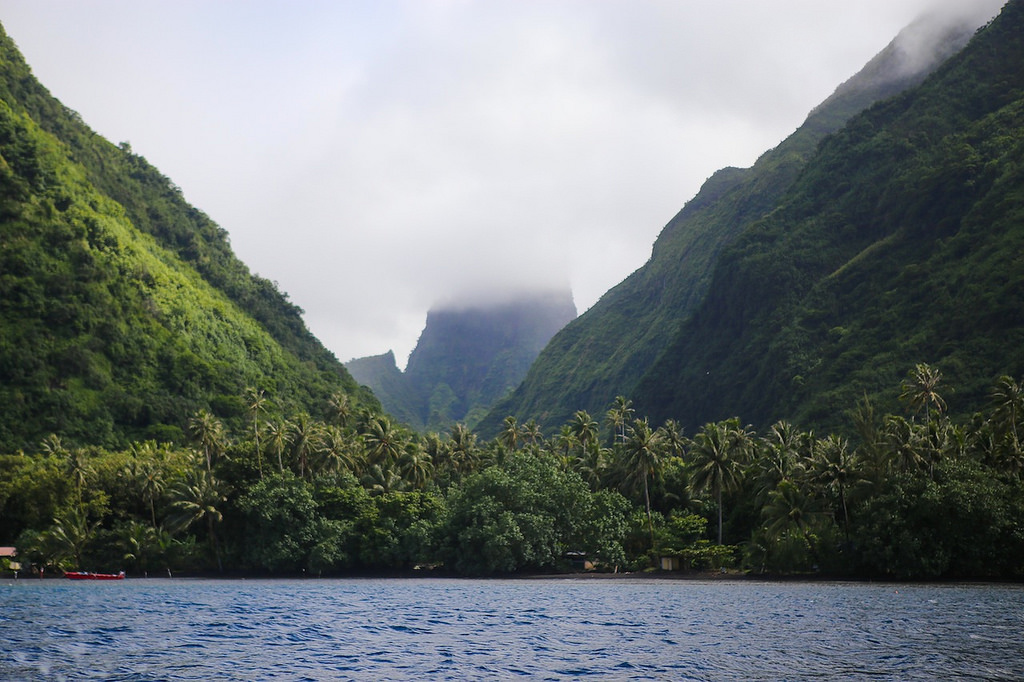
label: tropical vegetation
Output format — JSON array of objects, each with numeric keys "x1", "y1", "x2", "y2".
[
  {"x1": 4, "y1": 369, "x2": 1024, "y2": 579},
  {"x1": 4, "y1": 4, "x2": 1024, "y2": 583}
]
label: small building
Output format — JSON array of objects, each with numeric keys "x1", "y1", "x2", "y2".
[
  {"x1": 660, "y1": 556, "x2": 681, "y2": 571},
  {"x1": 565, "y1": 551, "x2": 595, "y2": 571},
  {"x1": 0, "y1": 547, "x2": 19, "y2": 574}
]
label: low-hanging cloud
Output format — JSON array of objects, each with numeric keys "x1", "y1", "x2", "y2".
[{"x1": 889, "y1": 0, "x2": 1006, "y2": 78}]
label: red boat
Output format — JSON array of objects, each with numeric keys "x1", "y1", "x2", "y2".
[{"x1": 65, "y1": 571, "x2": 125, "y2": 581}]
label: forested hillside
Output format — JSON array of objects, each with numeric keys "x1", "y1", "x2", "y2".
[
  {"x1": 4, "y1": 10, "x2": 1024, "y2": 582},
  {"x1": 479, "y1": 9, "x2": 990, "y2": 437},
  {"x1": 0, "y1": 23, "x2": 376, "y2": 450},
  {"x1": 637, "y1": 1, "x2": 1024, "y2": 433}
]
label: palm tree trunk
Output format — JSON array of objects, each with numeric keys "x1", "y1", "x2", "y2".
[
  {"x1": 840, "y1": 487, "x2": 850, "y2": 545},
  {"x1": 644, "y1": 474, "x2": 654, "y2": 552},
  {"x1": 717, "y1": 485, "x2": 723, "y2": 545},
  {"x1": 207, "y1": 515, "x2": 222, "y2": 573}
]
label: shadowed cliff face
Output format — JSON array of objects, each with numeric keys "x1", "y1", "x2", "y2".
[{"x1": 348, "y1": 290, "x2": 576, "y2": 432}]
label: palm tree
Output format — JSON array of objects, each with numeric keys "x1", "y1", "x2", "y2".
[
  {"x1": 363, "y1": 415, "x2": 404, "y2": 468},
  {"x1": 755, "y1": 421, "x2": 810, "y2": 504},
  {"x1": 849, "y1": 393, "x2": 886, "y2": 483},
  {"x1": 328, "y1": 391, "x2": 353, "y2": 429},
  {"x1": 570, "y1": 411, "x2": 599, "y2": 451},
  {"x1": 263, "y1": 419, "x2": 288, "y2": 474},
  {"x1": 40, "y1": 433, "x2": 67, "y2": 458},
  {"x1": 520, "y1": 419, "x2": 545, "y2": 449},
  {"x1": 551, "y1": 425, "x2": 578, "y2": 461},
  {"x1": 810, "y1": 435, "x2": 861, "y2": 543},
  {"x1": 361, "y1": 462, "x2": 408, "y2": 496},
  {"x1": 168, "y1": 468, "x2": 227, "y2": 573},
  {"x1": 688, "y1": 418, "x2": 753, "y2": 544},
  {"x1": 399, "y1": 442, "x2": 433, "y2": 490},
  {"x1": 882, "y1": 415, "x2": 928, "y2": 474},
  {"x1": 317, "y1": 425, "x2": 359, "y2": 477},
  {"x1": 620, "y1": 418, "x2": 667, "y2": 548},
  {"x1": 120, "y1": 520, "x2": 159, "y2": 573},
  {"x1": 421, "y1": 432, "x2": 448, "y2": 481},
  {"x1": 606, "y1": 396, "x2": 635, "y2": 446},
  {"x1": 446, "y1": 423, "x2": 479, "y2": 481},
  {"x1": 63, "y1": 447, "x2": 94, "y2": 509},
  {"x1": 45, "y1": 507, "x2": 96, "y2": 570},
  {"x1": 245, "y1": 388, "x2": 269, "y2": 479},
  {"x1": 125, "y1": 446, "x2": 166, "y2": 527},
  {"x1": 991, "y1": 375, "x2": 1023, "y2": 468},
  {"x1": 924, "y1": 417, "x2": 965, "y2": 472},
  {"x1": 899, "y1": 363, "x2": 947, "y2": 422},
  {"x1": 189, "y1": 410, "x2": 225, "y2": 472},
  {"x1": 761, "y1": 479, "x2": 828, "y2": 565},
  {"x1": 571, "y1": 443, "x2": 608, "y2": 491},
  {"x1": 499, "y1": 416, "x2": 520, "y2": 452},
  {"x1": 660, "y1": 419, "x2": 687, "y2": 459},
  {"x1": 287, "y1": 413, "x2": 322, "y2": 480}
]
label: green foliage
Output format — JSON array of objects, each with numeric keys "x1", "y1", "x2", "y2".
[
  {"x1": 477, "y1": 14, "x2": 978, "y2": 439},
  {"x1": 853, "y1": 457, "x2": 1022, "y2": 579},
  {"x1": 235, "y1": 473, "x2": 320, "y2": 573},
  {"x1": 3, "y1": 372, "x2": 1024, "y2": 579},
  {"x1": 636, "y1": 3, "x2": 1024, "y2": 435},
  {"x1": 0, "y1": 24, "x2": 377, "y2": 451},
  {"x1": 437, "y1": 451, "x2": 626, "y2": 575}
]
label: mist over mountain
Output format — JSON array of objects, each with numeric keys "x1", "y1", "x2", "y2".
[{"x1": 348, "y1": 289, "x2": 576, "y2": 432}]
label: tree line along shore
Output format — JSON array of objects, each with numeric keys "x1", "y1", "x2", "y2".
[{"x1": 3, "y1": 365, "x2": 1024, "y2": 580}]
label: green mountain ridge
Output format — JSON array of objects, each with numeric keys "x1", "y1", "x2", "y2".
[
  {"x1": 637, "y1": 0, "x2": 1024, "y2": 432},
  {"x1": 348, "y1": 290, "x2": 577, "y2": 432},
  {"x1": 0, "y1": 23, "x2": 377, "y2": 450},
  {"x1": 345, "y1": 350, "x2": 420, "y2": 428},
  {"x1": 478, "y1": 7, "x2": 1003, "y2": 438}
]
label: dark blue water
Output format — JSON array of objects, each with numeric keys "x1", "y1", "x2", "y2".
[{"x1": 2, "y1": 577, "x2": 1022, "y2": 680}]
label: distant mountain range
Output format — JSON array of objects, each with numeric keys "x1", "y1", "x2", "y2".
[
  {"x1": 478, "y1": 3, "x2": 1022, "y2": 437},
  {"x1": 347, "y1": 290, "x2": 576, "y2": 432}
]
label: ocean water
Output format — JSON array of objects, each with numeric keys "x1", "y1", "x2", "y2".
[{"x1": 1, "y1": 577, "x2": 1023, "y2": 680}]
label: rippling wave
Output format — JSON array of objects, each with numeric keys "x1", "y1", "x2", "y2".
[{"x1": 2, "y1": 578, "x2": 1022, "y2": 680}]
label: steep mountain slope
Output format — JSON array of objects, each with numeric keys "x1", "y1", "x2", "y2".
[
  {"x1": 0, "y1": 24, "x2": 376, "y2": 450},
  {"x1": 478, "y1": 9, "x2": 993, "y2": 437},
  {"x1": 637, "y1": 1, "x2": 1024, "y2": 432},
  {"x1": 349, "y1": 290, "x2": 576, "y2": 432},
  {"x1": 345, "y1": 350, "x2": 420, "y2": 428}
]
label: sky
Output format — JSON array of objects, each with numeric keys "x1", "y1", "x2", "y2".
[{"x1": 1, "y1": 1, "x2": 1006, "y2": 368}]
